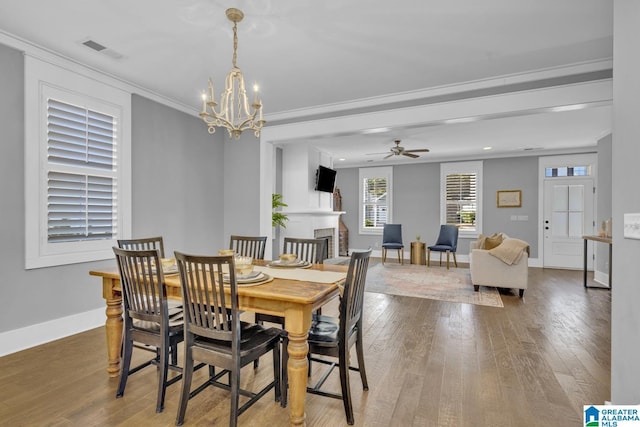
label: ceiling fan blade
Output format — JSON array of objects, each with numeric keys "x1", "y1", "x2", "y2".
[
  {"x1": 405, "y1": 148, "x2": 430, "y2": 153},
  {"x1": 402, "y1": 152, "x2": 420, "y2": 158},
  {"x1": 383, "y1": 153, "x2": 394, "y2": 159}
]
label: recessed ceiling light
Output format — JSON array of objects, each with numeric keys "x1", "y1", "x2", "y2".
[
  {"x1": 550, "y1": 104, "x2": 587, "y2": 112},
  {"x1": 443, "y1": 117, "x2": 478, "y2": 124},
  {"x1": 338, "y1": 158, "x2": 346, "y2": 161},
  {"x1": 361, "y1": 127, "x2": 391, "y2": 134},
  {"x1": 483, "y1": 146, "x2": 492, "y2": 150}
]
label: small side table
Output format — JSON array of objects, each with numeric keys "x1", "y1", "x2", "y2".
[{"x1": 410, "y1": 241, "x2": 426, "y2": 265}]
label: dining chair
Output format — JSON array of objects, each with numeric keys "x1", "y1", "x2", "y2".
[
  {"x1": 305, "y1": 248, "x2": 372, "y2": 425},
  {"x1": 427, "y1": 224, "x2": 459, "y2": 269},
  {"x1": 118, "y1": 236, "x2": 165, "y2": 258},
  {"x1": 174, "y1": 251, "x2": 282, "y2": 427},
  {"x1": 112, "y1": 247, "x2": 183, "y2": 413},
  {"x1": 256, "y1": 237, "x2": 327, "y2": 328},
  {"x1": 282, "y1": 237, "x2": 327, "y2": 264},
  {"x1": 381, "y1": 224, "x2": 404, "y2": 264},
  {"x1": 255, "y1": 236, "x2": 327, "y2": 379},
  {"x1": 229, "y1": 235, "x2": 267, "y2": 259}
]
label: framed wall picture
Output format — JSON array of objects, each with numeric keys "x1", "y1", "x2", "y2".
[{"x1": 497, "y1": 190, "x2": 522, "y2": 208}]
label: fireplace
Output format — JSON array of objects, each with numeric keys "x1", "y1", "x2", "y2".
[
  {"x1": 314, "y1": 228, "x2": 335, "y2": 259},
  {"x1": 278, "y1": 210, "x2": 343, "y2": 261}
]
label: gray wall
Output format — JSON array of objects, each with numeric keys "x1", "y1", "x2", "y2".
[
  {"x1": 336, "y1": 156, "x2": 539, "y2": 257},
  {"x1": 0, "y1": 43, "x2": 108, "y2": 332},
  {"x1": 612, "y1": 0, "x2": 640, "y2": 404},
  {"x1": 335, "y1": 163, "x2": 441, "y2": 253},
  {"x1": 222, "y1": 131, "x2": 262, "y2": 247},
  {"x1": 0, "y1": 43, "x2": 224, "y2": 334},
  {"x1": 130, "y1": 95, "x2": 224, "y2": 255},
  {"x1": 482, "y1": 156, "x2": 539, "y2": 256}
]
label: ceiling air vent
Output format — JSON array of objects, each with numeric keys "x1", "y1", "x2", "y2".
[
  {"x1": 82, "y1": 39, "x2": 106, "y2": 52},
  {"x1": 80, "y1": 38, "x2": 124, "y2": 59}
]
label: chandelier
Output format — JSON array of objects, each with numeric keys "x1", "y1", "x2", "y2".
[{"x1": 200, "y1": 8, "x2": 265, "y2": 139}]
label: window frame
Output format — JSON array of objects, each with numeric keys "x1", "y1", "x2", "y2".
[
  {"x1": 25, "y1": 55, "x2": 131, "y2": 269},
  {"x1": 359, "y1": 166, "x2": 393, "y2": 235},
  {"x1": 440, "y1": 161, "x2": 483, "y2": 238}
]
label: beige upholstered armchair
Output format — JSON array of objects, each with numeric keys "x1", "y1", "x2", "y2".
[{"x1": 469, "y1": 237, "x2": 529, "y2": 297}]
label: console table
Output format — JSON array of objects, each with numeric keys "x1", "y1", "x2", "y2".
[{"x1": 583, "y1": 235, "x2": 612, "y2": 289}]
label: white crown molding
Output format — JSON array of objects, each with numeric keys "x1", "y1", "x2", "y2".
[
  {"x1": 0, "y1": 29, "x2": 198, "y2": 117},
  {"x1": 261, "y1": 79, "x2": 613, "y2": 143},
  {"x1": 265, "y1": 59, "x2": 613, "y2": 122}
]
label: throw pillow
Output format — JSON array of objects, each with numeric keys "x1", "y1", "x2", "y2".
[
  {"x1": 475, "y1": 234, "x2": 487, "y2": 249},
  {"x1": 484, "y1": 233, "x2": 504, "y2": 250}
]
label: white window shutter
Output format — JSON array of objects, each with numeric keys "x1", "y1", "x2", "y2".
[
  {"x1": 445, "y1": 172, "x2": 477, "y2": 230},
  {"x1": 46, "y1": 98, "x2": 117, "y2": 243}
]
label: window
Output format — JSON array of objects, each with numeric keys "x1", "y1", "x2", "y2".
[
  {"x1": 25, "y1": 55, "x2": 131, "y2": 269},
  {"x1": 46, "y1": 99, "x2": 118, "y2": 243},
  {"x1": 440, "y1": 161, "x2": 482, "y2": 237},
  {"x1": 359, "y1": 167, "x2": 392, "y2": 235},
  {"x1": 545, "y1": 165, "x2": 591, "y2": 177}
]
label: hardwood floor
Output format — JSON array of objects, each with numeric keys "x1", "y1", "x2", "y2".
[{"x1": 0, "y1": 264, "x2": 610, "y2": 426}]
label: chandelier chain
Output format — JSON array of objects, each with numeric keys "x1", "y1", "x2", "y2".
[{"x1": 232, "y1": 22, "x2": 238, "y2": 68}]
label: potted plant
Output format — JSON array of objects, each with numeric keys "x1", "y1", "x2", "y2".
[{"x1": 272, "y1": 193, "x2": 288, "y2": 228}]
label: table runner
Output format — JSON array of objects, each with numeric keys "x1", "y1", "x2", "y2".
[{"x1": 253, "y1": 265, "x2": 346, "y2": 284}]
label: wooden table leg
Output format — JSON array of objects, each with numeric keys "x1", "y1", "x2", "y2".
[
  {"x1": 285, "y1": 306, "x2": 312, "y2": 426},
  {"x1": 102, "y1": 278, "x2": 123, "y2": 377}
]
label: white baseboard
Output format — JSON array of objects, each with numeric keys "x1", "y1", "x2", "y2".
[
  {"x1": 0, "y1": 307, "x2": 105, "y2": 357},
  {"x1": 528, "y1": 257, "x2": 542, "y2": 268}
]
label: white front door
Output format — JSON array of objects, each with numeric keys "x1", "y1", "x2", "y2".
[{"x1": 543, "y1": 178, "x2": 594, "y2": 269}]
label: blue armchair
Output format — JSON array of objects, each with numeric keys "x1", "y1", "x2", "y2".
[
  {"x1": 382, "y1": 224, "x2": 404, "y2": 264},
  {"x1": 427, "y1": 225, "x2": 459, "y2": 269}
]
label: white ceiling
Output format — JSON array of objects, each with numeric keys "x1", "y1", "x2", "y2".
[{"x1": 0, "y1": 0, "x2": 613, "y2": 166}]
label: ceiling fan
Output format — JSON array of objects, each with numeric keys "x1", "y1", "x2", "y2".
[{"x1": 380, "y1": 140, "x2": 430, "y2": 159}]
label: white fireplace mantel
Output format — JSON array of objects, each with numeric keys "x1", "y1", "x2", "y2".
[
  {"x1": 279, "y1": 210, "x2": 345, "y2": 259},
  {"x1": 283, "y1": 210, "x2": 345, "y2": 216}
]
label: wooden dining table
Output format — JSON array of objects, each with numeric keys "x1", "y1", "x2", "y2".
[{"x1": 89, "y1": 260, "x2": 347, "y2": 427}]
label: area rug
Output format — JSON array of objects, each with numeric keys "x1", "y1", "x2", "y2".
[{"x1": 365, "y1": 263, "x2": 503, "y2": 308}]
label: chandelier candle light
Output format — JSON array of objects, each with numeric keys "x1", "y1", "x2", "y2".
[{"x1": 200, "y1": 8, "x2": 265, "y2": 139}]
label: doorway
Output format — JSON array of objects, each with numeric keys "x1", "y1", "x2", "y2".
[{"x1": 540, "y1": 154, "x2": 597, "y2": 269}]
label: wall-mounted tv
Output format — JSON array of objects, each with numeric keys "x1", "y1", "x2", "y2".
[{"x1": 315, "y1": 165, "x2": 337, "y2": 193}]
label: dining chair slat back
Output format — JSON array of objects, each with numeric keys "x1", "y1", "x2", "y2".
[
  {"x1": 282, "y1": 237, "x2": 327, "y2": 264},
  {"x1": 229, "y1": 235, "x2": 267, "y2": 260},
  {"x1": 118, "y1": 236, "x2": 165, "y2": 258}
]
